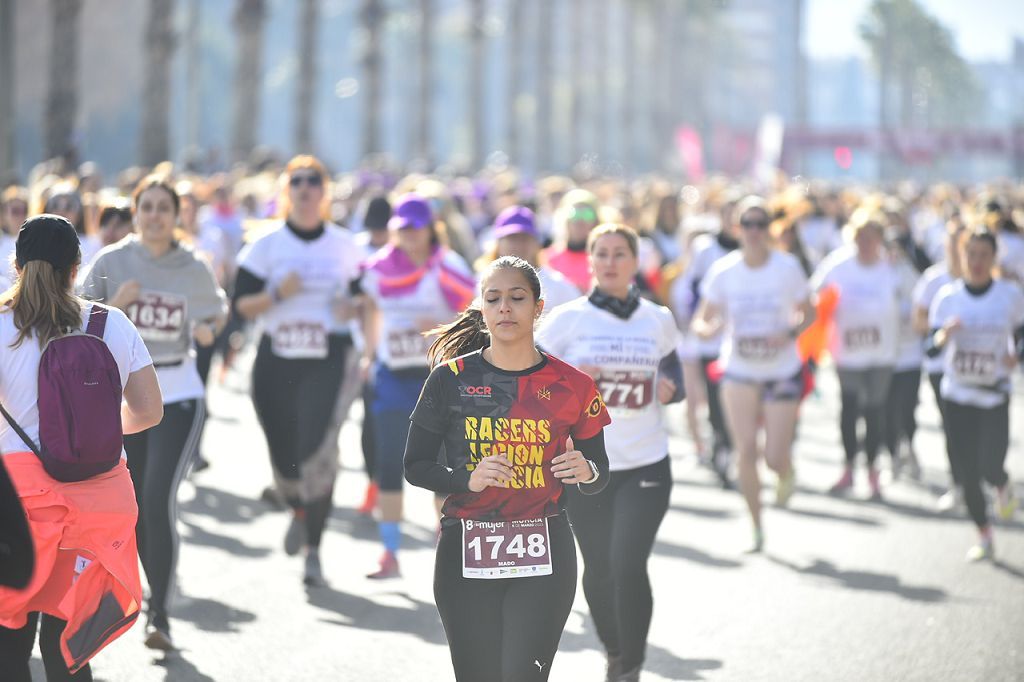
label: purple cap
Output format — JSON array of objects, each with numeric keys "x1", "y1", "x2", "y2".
[
  {"x1": 493, "y1": 206, "x2": 538, "y2": 240},
  {"x1": 388, "y1": 193, "x2": 433, "y2": 230}
]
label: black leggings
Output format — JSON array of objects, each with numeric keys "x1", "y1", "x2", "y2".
[
  {"x1": 566, "y1": 456, "x2": 672, "y2": 672},
  {"x1": 360, "y1": 382, "x2": 376, "y2": 478},
  {"x1": 0, "y1": 613, "x2": 92, "y2": 681},
  {"x1": 885, "y1": 369, "x2": 921, "y2": 459},
  {"x1": 700, "y1": 356, "x2": 731, "y2": 453},
  {"x1": 124, "y1": 397, "x2": 204, "y2": 626},
  {"x1": 434, "y1": 512, "x2": 577, "y2": 682},
  {"x1": 929, "y1": 372, "x2": 960, "y2": 485},
  {"x1": 943, "y1": 398, "x2": 1010, "y2": 529},
  {"x1": 251, "y1": 334, "x2": 350, "y2": 547}
]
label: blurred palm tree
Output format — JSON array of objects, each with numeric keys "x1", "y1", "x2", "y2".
[
  {"x1": 231, "y1": 0, "x2": 266, "y2": 165},
  {"x1": 294, "y1": 0, "x2": 319, "y2": 154},
  {"x1": 468, "y1": 0, "x2": 486, "y2": 168},
  {"x1": 535, "y1": 0, "x2": 552, "y2": 172},
  {"x1": 504, "y1": 0, "x2": 524, "y2": 165},
  {"x1": 860, "y1": 0, "x2": 981, "y2": 176},
  {"x1": 0, "y1": 0, "x2": 15, "y2": 177},
  {"x1": 359, "y1": 0, "x2": 385, "y2": 162},
  {"x1": 45, "y1": 0, "x2": 82, "y2": 164},
  {"x1": 415, "y1": 0, "x2": 434, "y2": 164},
  {"x1": 139, "y1": 0, "x2": 177, "y2": 166},
  {"x1": 567, "y1": 0, "x2": 584, "y2": 168}
]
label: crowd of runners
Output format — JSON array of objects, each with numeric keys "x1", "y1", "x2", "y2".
[{"x1": 1, "y1": 155, "x2": 1022, "y2": 681}]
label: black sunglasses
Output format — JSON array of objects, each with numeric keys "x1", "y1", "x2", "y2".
[
  {"x1": 289, "y1": 173, "x2": 323, "y2": 188},
  {"x1": 740, "y1": 218, "x2": 770, "y2": 230}
]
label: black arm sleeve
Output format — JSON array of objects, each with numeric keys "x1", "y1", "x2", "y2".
[
  {"x1": 658, "y1": 350, "x2": 686, "y2": 404},
  {"x1": 925, "y1": 327, "x2": 944, "y2": 359},
  {"x1": 0, "y1": 459, "x2": 34, "y2": 589},
  {"x1": 404, "y1": 422, "x2": 472, "y2": 495},
  {"x1": 231, "y1": 266, "x2": 267, "y2": 316},
  {"x1": 1015, "y1": 324, "x2": 1024, "y2": 362},
  {"x1": 575, "y1": 430, "x2": 609, "y2": 496}
]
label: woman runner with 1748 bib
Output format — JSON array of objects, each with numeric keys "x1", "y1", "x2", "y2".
[{"x1": 405, "y1": 256, "x2": 611, "y2": 681}]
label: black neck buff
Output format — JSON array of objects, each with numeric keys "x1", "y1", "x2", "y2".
[
  {"x1": 567, "y1": 238, "x2": 588, "y2": 253},
  {"x1": 717, "y1": 232, "x2": 739, "y2": 251},
  {"x1": 286, "y1": 220, "x2": 325, "y2": 242},
  {"x1": 589, "y1": 286, "x2": 640, "y2": 320},
  {"x1": 965, "y1": 280, "x2": 994, "y2": 297}
]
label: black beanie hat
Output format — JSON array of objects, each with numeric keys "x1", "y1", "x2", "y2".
[{"x1": 363, "y1": 196, "x2": 392, "y2": 231}]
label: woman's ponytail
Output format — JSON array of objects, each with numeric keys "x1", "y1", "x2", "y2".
[{"x1": 426, "y1": 306, "x2": 489, "y2": 366}]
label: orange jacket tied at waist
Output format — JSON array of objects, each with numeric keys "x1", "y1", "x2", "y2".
[{"x1": 0, "y1": 451, "x2": 142, "y2": 673}]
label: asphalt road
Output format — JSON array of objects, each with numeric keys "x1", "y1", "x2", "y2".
[{"x1": 32, "y1": 355, "x2": 1024, "y2": 682}]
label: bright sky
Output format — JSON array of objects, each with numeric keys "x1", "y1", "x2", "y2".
[{"x1": 806, "y1": 0, "x2": 1024, "y2": 62}]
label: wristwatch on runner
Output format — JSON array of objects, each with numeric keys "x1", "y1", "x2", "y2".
[{"x1": 580, "y1": 459, "x2": 600, "y2": 485}]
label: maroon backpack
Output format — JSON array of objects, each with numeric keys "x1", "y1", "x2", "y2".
[{"x1": 0, "y1": 306, "x2": 124, "y2": 482}]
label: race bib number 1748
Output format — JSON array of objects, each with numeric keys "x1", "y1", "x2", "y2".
[{"x1": 462, "y1": 518, "x2": 552, "y2": 579}]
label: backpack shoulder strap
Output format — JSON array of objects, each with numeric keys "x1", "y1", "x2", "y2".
[
  {"x1": 85, "y1": 305, "x2": 109, "y2": 338},
  {"x1": 0, "y1": 401, "x2": 42, "y2": 457}
]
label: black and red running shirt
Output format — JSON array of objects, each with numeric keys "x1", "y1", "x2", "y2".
[{"x1": 410, "y1": 349, "x2": 611, "y2": 522}]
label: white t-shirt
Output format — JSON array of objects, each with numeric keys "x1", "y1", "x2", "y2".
[
  {"x1": 537, "y1": 297, "x2": 680, "y2": 471},
  {"x1": 673, "y1": 233, "x2": 733, "y2": 357},
  {"x1": 998, "y1": 232, "x2": 1024, "y2": 284},
  {"x1": 0, "y1": 233, "x2": 16, "y2": 288},
  {"x1": 701, "y1": 250, "x2": 809, "y2": 381},
  {"x1": 361, "y1": 250, "x2": 472, "y2": 370},
  {"x1": 0, "y1": 303, "x2": 152, "y2": 455},
  {"x1": 912, "y1": 264, "x2": 954, "y2": 375},
  {"x1": 797, "y1": 216, "x2": 843, "y2": 268},
  {"x1": 237, "y1": 222, "x2": 363, "y2": 359},
  {"x1": 893, "y1": 259, "x2": 923, "y2": 371},
  {"x1": 811, "y1": 247, "x2": 901, "y2": 369},
  {"x1": 538, "y1": 266, "x2": 580, "y2": 313},
  {"x1": 930, "y1": 279, "x2": 1024, "y2": 408}
]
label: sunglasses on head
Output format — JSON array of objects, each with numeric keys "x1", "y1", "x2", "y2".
[
  {"x1": 289, "y1": 173, "x2": 323, "y2": 188},
  {"x1": 569, "y1": 206, "x2": 597, "y2": 222},
  {"x1": 740, "y1": 218, "x2": 770, "y2": 230}
]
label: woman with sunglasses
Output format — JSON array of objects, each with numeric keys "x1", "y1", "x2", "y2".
[
  {"x1": 0, "y1": 188, "x2": 29, "y2": 289},
  {"x1": 810, "y1": 209, "x2": 902, "y2": 500},
  {"x1": 693, "y1": 197, "x2": 815, "y2": 552},
  {"x1": 354, "y1": 193, "x2": 475, "y2": 579},
  {"x1": 45, "y1": 183, "x2": 102, "y2": 269},
  {"x1": 82, "y1": 176, "x2": 227, "y2": 650},
  {"x1": 538, "y1": 224, "x2": 684, "y2": 682},
  {"x1": 233, "y1": 156, "x2": 364, "y2": 587},
  {"x1": 543, "y1": 189, "x2": 601, "y2": 293},
  {"x1": 928, "y1": 228, "x2": 1024, "y2": 560}
]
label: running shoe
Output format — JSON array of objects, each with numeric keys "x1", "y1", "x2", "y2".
[
  {"x1": 828, "y1": 467, "x2": 854, "y2": 495},
  {"x1": 366, "y1": 550, "x2": 400, "y2": 579},
  {"x1": 776, "y1": 468, "x2": 796, "y2": 508},
  {"x1": 965, "y1": 539, "x2": 994, "y2": 562},
  {"x1": 906, "y1": 452, "x2": 922, "y2": 481},
  {"x1": 936, "y1": 487, "x2": 962, "y2": 513},
  {"x1": 284, "y1": 512, "x2": 307, "y2": 556},
  {"x1": 303, "y1": 549, "x2": 326, "y2": 587},
  {"x1": 144, "y1": 615, "x2": 175, "y2": 651},
  {"x1": 357, "y1": 481, "x2": 379, "y2": 516},
  {"x1": 996, "y1": 484, "x2": 1019, "y2": 520},
  {"x1": 868, "y1": 468, "x2": 882, "y2": 501},
  {"x1": 746, "y1": 527, "x2": 764, "y2": 554}
]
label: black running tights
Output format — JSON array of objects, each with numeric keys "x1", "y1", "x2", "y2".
[
  {"x1": 566, "y1": 456, "x2": 672, "y2": 673},
  {"x1": 434, "y1": 513, "x2": 577, "y2": 682},
  {"x1": 0, "y1": 612, "x2": 91, "y2": 681},
  {"x1": 943, "y1": 399, "x2": 1009, "y2": 529}
]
